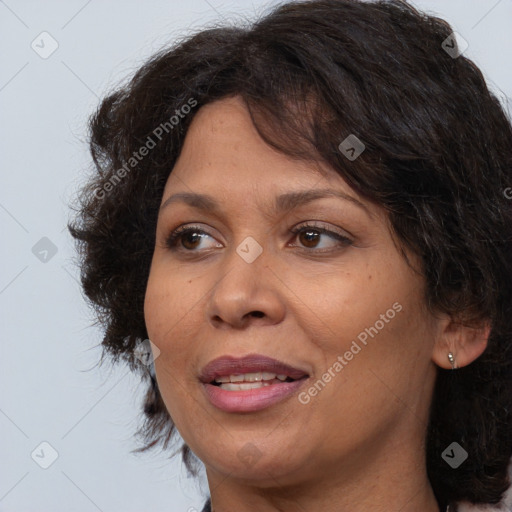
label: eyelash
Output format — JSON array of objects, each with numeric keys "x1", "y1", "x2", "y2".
[{"x1": 164, "y1": 222, "x2": 353, "y2": 254}]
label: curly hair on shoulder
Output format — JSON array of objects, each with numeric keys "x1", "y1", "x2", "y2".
[{"x1": 68, "y1": 0, "x2": 512, "y2": 509}]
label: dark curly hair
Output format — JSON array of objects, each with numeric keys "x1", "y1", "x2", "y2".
[{"x1": 68, "y1": 0, "x2": 512, "y2": 509}]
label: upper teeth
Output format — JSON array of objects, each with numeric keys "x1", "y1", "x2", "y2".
[{"x1": 214, "y1": 372, "x2": 288, "y2": 383}]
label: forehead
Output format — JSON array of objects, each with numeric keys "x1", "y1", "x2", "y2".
[{"x1": 163, "y1": 96, "x2": 356, "y2": 200}]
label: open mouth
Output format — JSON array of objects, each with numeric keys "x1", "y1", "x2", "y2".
[
  {"x1": 199, "y1": 353, "x2": 310, "y2": 411},
  {"x1": 210, "y1": 372, "x2": 303, "y2": 391},
  {"x1": 200, "y1": 355, "x2": 310, "y2": 412}
]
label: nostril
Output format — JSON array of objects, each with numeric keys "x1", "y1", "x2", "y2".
[{"x1": 250, "y1": 311, "x2": 264, "y2": 318}]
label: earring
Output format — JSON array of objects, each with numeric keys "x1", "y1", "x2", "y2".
[{"x1": 447, "y1": 352, "x2": 457, "y2": 370}]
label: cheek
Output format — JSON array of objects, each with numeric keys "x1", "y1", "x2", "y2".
[
  {"x1": 144, "y1": 272, "x2": 198, "y2": 425},
  {"x1": 144, "y1": 266, "x2": 204, "y2": 378},
  {"x1": 143, "y1": 272, "x2": 169, "y2": 341},
  {"x1": 144, "y1": 264, "x2": 194, "y2": 339},
  {"x1": 299, "y1": 262, "x2": 406, "y2": 346},
  {"x1": 302, "y1": 251, "x2": 430, "y2": 388}
]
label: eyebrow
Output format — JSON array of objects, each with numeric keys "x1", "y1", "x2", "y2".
[{"x1": 159, "y1": 188, "x2": 373, "y2": 218}]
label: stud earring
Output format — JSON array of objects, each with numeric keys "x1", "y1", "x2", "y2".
[{"x1": 447, "y1": 352, "x2": 457, "y2": 370}]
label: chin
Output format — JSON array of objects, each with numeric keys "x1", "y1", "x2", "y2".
[{"x1": 200, "y1": 440, "x2": 309, "y2": 483}]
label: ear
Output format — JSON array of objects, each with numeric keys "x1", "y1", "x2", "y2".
[{"x1": 431, "y1": 314, "x2": 491, "y2": 369}]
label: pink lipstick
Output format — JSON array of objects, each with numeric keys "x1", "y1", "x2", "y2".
[{"x1": 199, "y1": 354, "x2": 309, "y2": 413}]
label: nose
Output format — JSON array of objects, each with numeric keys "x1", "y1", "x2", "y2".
[{"x1": 206, "y1": 248, "x2": 286, "y2": 330}]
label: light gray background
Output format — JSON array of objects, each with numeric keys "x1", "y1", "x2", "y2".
[{"x1": 1, "y1": 1, "x2": 511, "y2": 511}]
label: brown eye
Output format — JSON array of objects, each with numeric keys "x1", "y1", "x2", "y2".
[
  {"x1": 290, "y1": 223, "x2": 353, "y2": 252},
  {"x1": 165, "y1": 225, "x2": 220, "y2": 252},
  {"x1": 299, "y1": 229, "x2": 322, "y2": 248},
  {"x1": 180, "y1": 230, "x2": 204, "y2": 250}
]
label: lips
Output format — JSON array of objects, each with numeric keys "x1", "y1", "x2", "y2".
[
  {"x1": 199, "y1": 354, "x2": 310, "y2": 413},
  {"x1": 199, "y1": 354, "x2": 309, "y2": 383}
]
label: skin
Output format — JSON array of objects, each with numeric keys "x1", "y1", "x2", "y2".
[{"x1": 144, "y1": 96, "x2": 489, "y2": 512}]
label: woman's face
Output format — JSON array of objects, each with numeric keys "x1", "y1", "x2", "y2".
[{"x1": 144, "y1": 95, "x2": 442, "y2": 487}]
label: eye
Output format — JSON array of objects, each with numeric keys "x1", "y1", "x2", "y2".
[
  {"x1": 164, "y1": 222, "x2": 353, "y2": 254},
  {"x1": 164, "y1": 225, "x2": 221, "y2": 252},
  {"x1": 289, "y1": 222, "x2": 353, "y2": 252}
]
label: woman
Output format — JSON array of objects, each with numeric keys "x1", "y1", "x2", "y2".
[{"x1": 69, "y1": 0, "x2": 512, "y2": 510}]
